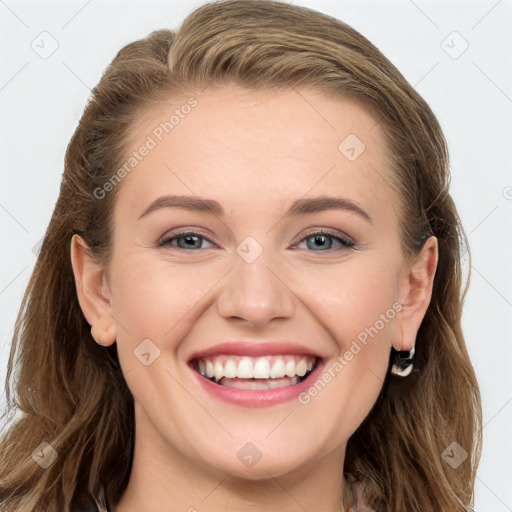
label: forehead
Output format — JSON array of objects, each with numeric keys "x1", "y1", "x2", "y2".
[{"x1": 116, "y1": 85, "x2": 397, "y2": 225}]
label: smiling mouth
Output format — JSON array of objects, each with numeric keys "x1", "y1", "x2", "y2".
[{"x1": 191, "y1": 354, "x2": 318, "y2": 390}]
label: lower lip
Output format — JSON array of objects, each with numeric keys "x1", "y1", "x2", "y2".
[{"x1": 190, "y1": 360, "x2": 326, "y2": 408}]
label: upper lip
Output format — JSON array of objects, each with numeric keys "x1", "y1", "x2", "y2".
[{"x1": 188, "y1": 341, "x2": 325, "y2": 361}]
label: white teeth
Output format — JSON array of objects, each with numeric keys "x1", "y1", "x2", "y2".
[
  {"x1": 295, "y1": 359, "x2": 308, "y2": 377},
  {"x1": 214, "y1": 360, "x2": 224, "y2": 381},
  {"x1": 196, "y1": 354, "x2": 317, "y2": 382},
  {"x1": 224, "y1": 360, "x2": 237, "y2": 379},
  {"x1": 269, "y1": 358, "x2": 286, "y2": 378},
  {"x1": 220, "y1": 376, "x2": 300, "y2": 390},
  {"x1": 221, "y1": 379, "x2": 270, "y2": 390},
  {"x1": 267, "y1": 379, "x2": 284, "y2": 389},
  {"x1": 205, "y1": 359, "x2": 214, "y2": 378},
  {"x1": 237, "y1": 357, "x2": 253, "y2": 378},
  {"x1": 285, "y1": 359, "x2": 295, "y2": 377},
  {"x1": 253, "y1": 358, "x2": 271, "y2": 378}
]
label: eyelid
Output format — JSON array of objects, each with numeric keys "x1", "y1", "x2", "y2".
[
  {"x1": 293, "y1": 227, "x2": 356, "y2": 248},
  {"x1": 158, "y1": 227, "x2": 357, "y2": 250},
  {"x1": 158, "y1": 229, "x2": 219, "y2": 248}
]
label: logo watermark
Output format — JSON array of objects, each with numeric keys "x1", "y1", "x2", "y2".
[
  {"x1": 298, "y1": 301, "x2": 402, "y2": 405},
  {"x1": 93, "y1": 97, "x2": 198, "y2": 200}
]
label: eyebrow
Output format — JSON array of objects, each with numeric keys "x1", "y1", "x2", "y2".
[{"x1": 138, "y1": 194, "x2": 372, "y2": 223}]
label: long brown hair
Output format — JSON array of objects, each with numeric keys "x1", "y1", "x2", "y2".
[{"x1": 0, "y1": 1, "x2": 482, "y2": 510}]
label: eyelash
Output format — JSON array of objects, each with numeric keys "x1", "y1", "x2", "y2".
[{"x1": 158, "y1": 229, "x2": 356, "y2": 252}]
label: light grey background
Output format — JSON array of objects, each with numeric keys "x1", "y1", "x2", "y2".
[{"x1": 1, "y1": 1, "x2": 511, "y2": 510}]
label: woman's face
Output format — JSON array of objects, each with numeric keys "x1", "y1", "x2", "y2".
[{"x1": 77, "y1": 85, "x2": 429, "y2": 481}]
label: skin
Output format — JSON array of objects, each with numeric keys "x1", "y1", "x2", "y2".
[{"x1": 71, "y1": 85, "x2": 437, "y2": 512}]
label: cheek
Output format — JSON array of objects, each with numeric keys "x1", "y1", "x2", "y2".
[
  {"x1": 290, "y1": 255, "x2": 399, "y2": 346},
  {"x1": 289, "y1": 258, "x2": 397, "y2": 428},
  {"x1": 109, "y1": 255, "x2": 225, "y2": 346},
  {"x1": 294, "y1": 336, "x2": 391, "y2": 451},
  {"x1": 107, "y1": 257, "x2": 225, "y2": 416}
]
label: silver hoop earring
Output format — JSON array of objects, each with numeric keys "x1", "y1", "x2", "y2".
[{"x1": 390, "y1": 346, "x2": 415, "y2": 377}]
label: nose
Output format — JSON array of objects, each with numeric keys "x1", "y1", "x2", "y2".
[{"x1": 216, "y1": 248, "x2": 296, "y2": 329}]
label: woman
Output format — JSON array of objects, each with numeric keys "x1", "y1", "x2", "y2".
[{"x1": 0, "y1": 1, "x2": 482, "y2": 510}]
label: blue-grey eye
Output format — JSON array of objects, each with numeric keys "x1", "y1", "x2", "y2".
[
  {"x1": 158, "y1": 232, "x2": 215, "y2": 250},
  {"x1": 299, "y1": 232, "x2": 355, "y2": 251}
]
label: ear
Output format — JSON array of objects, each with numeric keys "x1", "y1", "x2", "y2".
[
  {"x1": 394, "y1": 236, "x2": 438, "y2": 351},
  {"x1": 70, "y1": 234, "x2": 117, "y2": 346}
]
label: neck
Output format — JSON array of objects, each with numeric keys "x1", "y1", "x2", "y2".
[{"x1": 114, "y1": 412, "x2": 348, "y2": 512}]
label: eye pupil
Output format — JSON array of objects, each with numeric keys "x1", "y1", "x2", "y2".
[
  {"x1": 307, "y1": 234, "x2": 332, "y2": 250},
  {"x1": 161, "y1": 231, "x2": 353, "y2": 252},
  {"x1": 179, "y1": 235, "x2": 202, "y2": 249}
]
